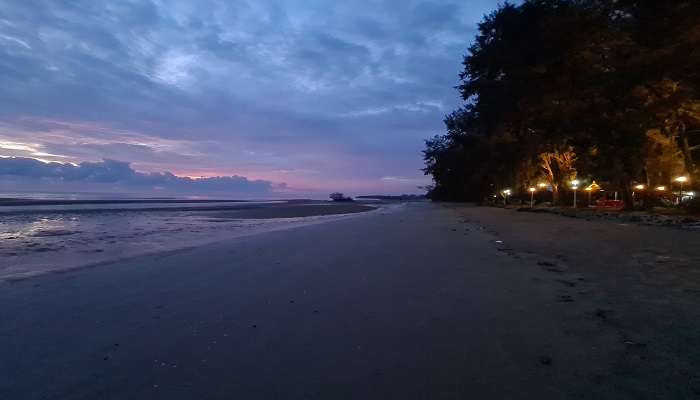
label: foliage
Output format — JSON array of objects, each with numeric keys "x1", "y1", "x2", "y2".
[
  {"x1": 329, "y1": 192, "x2": 353, "y2": 202},
  {"x1": 424, "y1": 0, "x2": 700, "y2": 207}
]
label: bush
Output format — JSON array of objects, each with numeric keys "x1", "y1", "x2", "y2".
[
  {"x1": 329, "y1": 192, "x2": 353, "y2": 202},
  {"x1": 682, "y1": 197, "x2": 700, "y2": 214}
]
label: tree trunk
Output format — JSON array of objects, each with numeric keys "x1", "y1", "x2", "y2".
[
  {"x1": 643, "y1": 166, "x2": 651, "y2": 210},
  {"x1": 680, "y1": 132, "x2": 697, "y2": 178},
  {"x1": 620, "y1": 175, "x2": 635, "y2": 211},
  {"x1": 551, "y1": 184, "x2": 559, "y2": 205}
]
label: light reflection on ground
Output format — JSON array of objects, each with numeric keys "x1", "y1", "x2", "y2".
[{"x1": 0, "y1": 207, "x2": 376, "y2": 281}]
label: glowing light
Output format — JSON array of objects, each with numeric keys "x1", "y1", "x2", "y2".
[
  {"x1": 586, "y1": 181, "x2": 601, "y2": 191},
  {"x1": 0, "y1": 141, "x2": 38, "y2": 152},
  {"x1": 585, "y1": 187, "x2": 592, "y2": 191},
  {"x1": 528, "y1": 187, "x2": 536, "y2": 192},
  {"x1": 656, "y1": 186, "x2": 666, "y2": 191},
  {"x1": 675, "y1": 176, "x2": 688, "y2": 183},
  {"x1": 571, "y1": 180, "x2": 580, "y2": 186},
  {"x1": 634, "y1": 184, "x2": 645, "y2": 190},
  {"x1": 537, "y1": 183, "x2": 547, "y2": 188}
]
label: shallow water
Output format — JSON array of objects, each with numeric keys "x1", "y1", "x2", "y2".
[{"x1": 0, "y1": 202, "x2": 384, "y2": 281}]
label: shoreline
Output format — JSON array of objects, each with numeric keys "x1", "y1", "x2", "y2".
[
  {"x1": 0, "y1": 201, "x2": 375, "y2": 217},
  {"x1": 0, "y1": 203, "x2": 380, "y2": 283}
]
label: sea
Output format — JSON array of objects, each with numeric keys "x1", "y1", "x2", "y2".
[{"x1": 0, "y1": 192, "x2": 374, "y2": 282}]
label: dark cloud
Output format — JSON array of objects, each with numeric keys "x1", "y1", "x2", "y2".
[
  {"x1": 0, "y1": 0, "x2": 504, "y2": 195},
  {"x1": 0, "y1": 157, "x2": 273, "y2": 196}
]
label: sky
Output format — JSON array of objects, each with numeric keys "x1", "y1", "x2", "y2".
[{"x1": 0, "y1": 0, "x2": 502, "y2": 198}]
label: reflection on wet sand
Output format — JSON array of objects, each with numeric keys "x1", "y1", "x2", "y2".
[{"x1": 0, "y1": 202, "x2": 381, "y2": 281}]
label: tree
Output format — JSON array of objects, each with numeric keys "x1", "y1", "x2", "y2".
[{"x1": 423, "y1": 0, "x2": 700, "y2": 209}]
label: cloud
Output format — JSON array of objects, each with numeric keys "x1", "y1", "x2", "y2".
[
  {"x1": 0, "y1": 157, "x2": 274, "y2": 197},
  {"x1": 0, "y1": 0, "x2": 505, "y2": 195}
]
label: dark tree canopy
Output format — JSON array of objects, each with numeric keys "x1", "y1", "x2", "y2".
[{"x1": 424, "y1": 0, "x2": 700, "y2": 207}]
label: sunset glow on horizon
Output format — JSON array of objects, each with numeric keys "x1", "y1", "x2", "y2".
[{"x1": 0, "y1": 0, "x2": 504, "y2": 197}]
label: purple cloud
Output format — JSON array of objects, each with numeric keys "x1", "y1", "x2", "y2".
[{"x1": 0, "y1": 157, "x2": 274, "y2": 197}]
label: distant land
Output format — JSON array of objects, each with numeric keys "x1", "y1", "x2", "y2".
[{"x1": 356, "y1": 194, "x2": 427, "y2": 200}]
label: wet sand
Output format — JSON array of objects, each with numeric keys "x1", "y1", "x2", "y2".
[
  {"x1": 1, "y1": 203, "x2": 698, "y2": 398},
  {"x1": 0, "y1": 202, "x2": 377, "y2": 282},
  {"x1": 202, "y1": 203, "x2": 375, "y2": 219}
]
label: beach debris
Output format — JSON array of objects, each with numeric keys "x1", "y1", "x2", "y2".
[
  {"x1": 594, "y1": 308, "x2": 612, "y2": 320},
  {"x1": 622, "y1": 339, "x2": 647, "y2": 349},
  {"x1": 557, "y1": 279, "x2": 577, "y2": 287},
  {"x1": 539, "y1": 356, "x2": 553, "y2": 365},
  {"x1": 537, "y1": 260, "x2": 557, "y2": 267},
  {"x1": 544, "y1": 267, "x2": 564, "y2": 273},
  {"x1": 655, "y1": 256, "x2": 672, "y2": 264},
  {"x1": 558, "y1": 295, "x2": 574, "y2": 302}
]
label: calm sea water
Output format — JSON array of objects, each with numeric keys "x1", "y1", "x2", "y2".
[{"x1": 0, "y1": 198, "x2": 378, "y2": 282}]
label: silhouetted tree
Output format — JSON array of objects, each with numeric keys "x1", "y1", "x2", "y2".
[{"x1": 423, "y1": 0, "x2": 700, "y2": 208}]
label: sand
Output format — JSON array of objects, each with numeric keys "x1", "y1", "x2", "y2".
[
  {"x1": 200, "y1": 203, "x2": 375, "y2": 219},
  {"x1": 1, "y1": 202, "x2": 698, "y2": 399}
]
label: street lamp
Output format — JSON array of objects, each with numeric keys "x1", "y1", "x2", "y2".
[
  {"x1": 632, "y1": 184, "x2": 645, "y2": 203},
  {"x1": 656, "y1": 186, "x2": 666, "y2": 192},
  {"x1": 528, "y1": 187, "x2": 536, "y2": 208},
  {"x1": 571, "y1": 180, "x2": 580, "y2": 208},
  {"x1": 537, "y1": 183, "x2": 547, "y2": 189},
  {"x1": 502, "y1": 189, "x2": 511, "y2": 206},
  {"x1": 675, "y1": 176, "x2": 688, "y2": 205}
]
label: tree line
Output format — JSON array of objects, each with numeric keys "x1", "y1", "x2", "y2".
[{"x1": 423, "y1": 0, "x2": 700, "y2": 208}]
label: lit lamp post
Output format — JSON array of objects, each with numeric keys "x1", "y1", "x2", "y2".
[
  {"x1": 633, "y1": 184, "x2": 645, "y2": 205},
  {"x1": 529, "y1": 187, "x2": 536, "y2": 208},
  {"x1": 502, "y1": 189, "x2": 511, "y2": 206},
  {"x1": 571, "y1": 180, "x2": 580, "y2": 208},
  {"x1": 675, "y1": 176, "x2": 688, "y2": 205}
]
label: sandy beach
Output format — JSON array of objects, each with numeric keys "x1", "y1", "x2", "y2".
[{"x1": 2, "y1": 202, "x2": 700, "y2": 399}]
